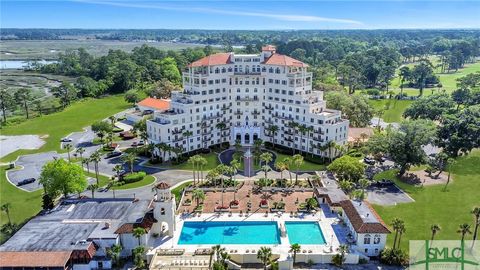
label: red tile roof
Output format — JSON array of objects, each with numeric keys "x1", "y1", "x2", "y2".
[
  {"x1": 340, "y1": 200, "x2": 391, "y2": 234},
  {"x1": 188, "y1": 53, "x2": 232, "y2": 67},
  {"x1": 155, "y1": 182, "x2": 170, "y2": 190},
  {"x1": 115, "y1": 215, "x2": 156, "y2": 234},
  {"x1": 0, "y1": 251, "x2": 72, "y2": 268},
  {"x1": 137, "y1": 98, "x2": 170, "y2": 111},
  {"x1": 263, "y1": 54, "x2": 309, "y2": 67},
  {"x1": 262, "y1": 45, "x2": 277, "y2": 52}
]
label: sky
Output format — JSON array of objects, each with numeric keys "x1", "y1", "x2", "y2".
[{"x1": 1, "y1": 0, "x2": 480, "y2": 30}]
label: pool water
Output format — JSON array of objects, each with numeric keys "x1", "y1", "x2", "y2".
[
  {"x1": 285, "y1": 221, "x2": 326, "y2": 245},
  {"x1": 178, "y1": 221, "x2": 281, "y2": 245}
]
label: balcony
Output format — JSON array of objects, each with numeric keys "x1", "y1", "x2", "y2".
[
  {"x1": 221, "y1": 105, "x2": 231, "y2": 111},
  {"x1": 233, "y1": 71, "x2": 261, "y2": 75},
  {"x1": 273, "y1": 114, "x2": 294, "y2": 121},
  {"x1": 152, "y1": 118, "x2": 170, "y2": 125},
  {"x1": 172, "y1": 136, "x2": 184, "y2": 142},
  {"x1": 234, "y1": 111, "x2": 243, "y2": 115},
  {"x1": 203, "y1": 114, "x2": 222, "y2": 121},
  {"x1": 285, "y1": 137, "x2": 294, "y2": 142},
  {"x1": 236, "y1": 97, "x2": 259, "y2": 102},
  {"x1": 172, "y1": 128, "x2": 184, "y2": 135},
  {"x1": 252, "y1": 110, "x2": 261, "y2": 115},
  {"x1": 264, "y1": 105, "x2": 274, "y2": 111}
]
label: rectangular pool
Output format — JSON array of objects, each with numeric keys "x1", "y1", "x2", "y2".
[
  {"x1": 285, "y1": 221, "x2": 326, "y2": 245},
  {"x1": 178, "y1": 221, "x2": 281, "y2": 245}
]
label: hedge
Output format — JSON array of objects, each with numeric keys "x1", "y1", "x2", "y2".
[{"x1": 123, "y1": 171, "x2": 146, "y2": 183}]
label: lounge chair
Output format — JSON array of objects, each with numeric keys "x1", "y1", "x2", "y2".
[{"x1": 246, "y1": 249, "x2": 249, "y2": 253}]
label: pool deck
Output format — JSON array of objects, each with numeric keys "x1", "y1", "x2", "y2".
[{"x1": 149, "y1": 205, "x2": 348, "y2": 259}]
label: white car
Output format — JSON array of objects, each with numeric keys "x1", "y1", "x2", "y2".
[{"x1": 61, "y1": 138, "x2": 73, "y2": 142}]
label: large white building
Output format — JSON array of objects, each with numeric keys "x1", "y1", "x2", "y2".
[{"x1": 147, "y1": 45, "x2": 349, "y2": 160}]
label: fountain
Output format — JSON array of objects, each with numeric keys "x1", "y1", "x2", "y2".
[{"x1": 243, "y1": 148, "x2": 254, "y2": 177}]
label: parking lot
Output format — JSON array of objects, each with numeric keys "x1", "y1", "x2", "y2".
[
  {"x1": 366, "y1": 183, "x2": 414, "y2": 206},
  {"x1": 7, "y1": 151, "x2": 63, "y2": 191}
]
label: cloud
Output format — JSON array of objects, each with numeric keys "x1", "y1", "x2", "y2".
[{"x1": 74, "y1": 0, "x2": 363, "y2": 25}]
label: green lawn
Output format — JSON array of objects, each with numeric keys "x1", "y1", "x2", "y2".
[
  {"x1": 1, "y1": 95, "x2": 130, "y2": 162},
  {"x1": 373, "y1": 150, "x2": 480, "y2": 251},
  {"x1": 368, "y1": 99, "x2": 412, "y2": 123},
  {"x1": 171, "y1": 181, "x2": 192, "y2": 205},
  {"x1": 274, "y1": 152, "x2": 327, "y2": 171},
  {"x1": 85, "y1": 171, "x2": 111, "y2": 187},
  {"x1": 0, "y1": 166, "x2": 42, "y2": 244},
  {"x1": 436, "y1": 61, "x2": 480, "y2": 92},
  {"x1": 145, "y1": 152, "x2": 221, "y2": 171},
  {"x1": 113, "y1": 175, "x2": 156, "y2": 190}
]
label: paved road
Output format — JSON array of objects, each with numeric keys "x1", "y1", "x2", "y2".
[{"x1": 8, "y1": 151, "x2": 65, "y2": 191}]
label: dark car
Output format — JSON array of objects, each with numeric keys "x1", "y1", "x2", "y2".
[
  {"x1": 137, "y1": 140, "x2": 145, "y2": 146},
  {"x1": 105, "y1": 151, "x2": 122, "y2": 159},
  {"x1": 377, "y1": 178, "x2": 394, "y2": 187},
  {"x1": 131, "y1": 142, "x2": 138, "y2": 147},
  {"x1": 17, "y1": 178, "x2": 36, "y2": 186}
]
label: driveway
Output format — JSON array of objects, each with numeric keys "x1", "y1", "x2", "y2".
[
  {"x1": 366, "y1": 184, "x2": 414, "y2": 206},
  {"x1": 8, "y1": 151, "x2": 64, "y2": 191}
]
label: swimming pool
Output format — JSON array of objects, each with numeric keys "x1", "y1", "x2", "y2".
[
  {"x1": 285, "y1": 221, "x2": 326, "y2": 245},
  {"x1": 178, "y1": 221, "x2": 281, "y2": 245}
]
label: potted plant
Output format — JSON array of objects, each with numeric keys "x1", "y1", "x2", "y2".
[
  {"x1": 183, "y1": 198, "x2": 192, "y2": 206},
  {"x1": 260, "y1": 199, "x2": 269, "y2": 208}
]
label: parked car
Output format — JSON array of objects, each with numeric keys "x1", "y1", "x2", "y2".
[
  {"x1": 131, "y1": 142, "x2": 138, "y2": 147},
  {"x1": 60, "y1": 137, "x2": 72, "y2": 142},
  {"x1": 137, "y1": 140, "x2": 145, "y2": 146},
  {"x1": 105, "y1": 151, "x2": 122, "y2": 159},
  {"x1": 377, "y1": 178, "x2": 394, "y2": 187},
  {"x1": 17, "y1": 178, "x2": 35, "y2": 186}
]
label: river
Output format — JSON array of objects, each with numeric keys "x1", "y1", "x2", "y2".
[{"x1": 0, "y1": 60, "x2": 56, "y2": 69}]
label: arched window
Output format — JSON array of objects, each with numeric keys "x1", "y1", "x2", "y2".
[
  {"x1": 161, "y1": 208, "x2": 166, "y2": 215},
  {"x1": 269, "y1": 67, "x2": 274, "y2": 73},
  {"x1": 374, "y1": 234, "x2": 381, "y2": 244},
  {"x1": 364, "y1": 234, "x2": 371, "y2": 245},
  {"x1": 276, "y1": 67, "x2": 281, "y2": 74}
]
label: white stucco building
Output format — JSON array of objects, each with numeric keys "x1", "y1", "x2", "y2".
[
  {"x1": 339, "y1": 200, "x2": 391, "y2": 257},
  {"x1": 147, "y1": 45, "x2": 349, "y2": 160}
]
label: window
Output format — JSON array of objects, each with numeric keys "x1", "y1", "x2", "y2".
[
  {"x1": 374, "y1": 235, "x2": 381, "y2": 244},
  {"x1": 364, "y1": 234, "x2": 371, "y2": 245},
  {"x1": 161, "y1": 208, "x2": 166, "y2": 215}
]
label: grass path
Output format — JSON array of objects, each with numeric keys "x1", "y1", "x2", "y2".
[
  {"x1": 1, "y1": 95, "x2": 129, "y2": 162},
  {"x1": 373, "y1": 150, "x2": 480, "y2": 251}
]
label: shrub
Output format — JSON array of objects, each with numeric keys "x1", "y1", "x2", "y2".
[
  {"x1": 366, "y1": 89, "x2": 381, "y2": 96},
  {"x1": 112, "y1": 127, "x2": 123, "y2": 133},
  {"x1": 380, "y1": 248, "x2": 408, "y2": 266},
  {"x1": 123, "y1": 171, "x2": 146, "y2": 183}
]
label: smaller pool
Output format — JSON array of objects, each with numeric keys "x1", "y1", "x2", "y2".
[
  {"x1": 285, "y1": 221, "x2": 326, "y2": 245},
  {"x1": 178, "y1": 221, "x2": 281, "y2": 245}
]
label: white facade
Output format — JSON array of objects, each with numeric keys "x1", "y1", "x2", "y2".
[{"x1": 147, "y1": 46, "x2": 349, "y2": 160}]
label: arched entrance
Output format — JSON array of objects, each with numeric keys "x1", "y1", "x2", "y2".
[
  {"x1": 253, "y1": 133, "x2": 259, "y2": 141},
  {"x1": 244, "y1": 133, "x2": 250, "y2": 144},
  {"x1": 236, "y1": 133, "x2": 242, "y2": 142}
]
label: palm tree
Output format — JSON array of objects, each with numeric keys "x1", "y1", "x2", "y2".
[
  {"x1": 215, "y1": 122, "x2": 227, "y2": 144},
  {"x1": 132, "y1": 227, "x2": 146, "y2": 246},
  {"x1": 267, "y1": 125, "x2": 279, "y2": 148},
  {"x1": 90, "y1": 152, "x2": 101, "y2": 185},
  {"x1": 82, "y1": 158, "x2": 90, "y2": 173},
  {"x1": 275, "y1": 161, "x2": 287, "y2": 182},
  {"x1": 234, "y1": 139, "x2": 242, "y2": 153},
  {"x1": 230, "y1": 158, "x2": 240, "y2": 182},
  {"x1": 458, "y1": 223, "x2": 472, "y2": 242},
  {"x1": 208, "y1": 245, "x2": 226, "y2": 268},
  {"x1": 257, "y1": 246, "x2": 272, "y2": 270},
  {"x1": 188, "y1": 155, "x2": 198, "y2": 184},
  {"x1": 292, "y1": 154, "x2": 304, "y2": 186},
  {"x1": 443, "y1": 158, "x2": 456, "y2": 191},
  {"x1": 391, "y1": 218, "x2": 405, "y2": 250},
  {"x1": 283, "y1": 157, "x2": 293, "y2": 185},
  {"x1": 64, "y1": 144, "x2": 73, "y2": 162},
  {"x1": 183, "y1": 130, "x2": 193, "y2": 153},
  {"x1": 472, "y1": 207, "x2": 480, "y2": 243},
  {"x1": 198, "y1": 156, "x2": 208, "y2": 183},
  {"x1": 87, "y1": 184, "x2": 98, "y2": 198},
  {"x1": 326, "y1": 141, "x2": 336, "y2": 162},
  {"x1": 112, "y1": 164, "x2": 123, "y2": 184},
  {"x1": 133, "y1": 245, "x2": 145, "y2": 269},
  {"x1": 122, "y1": 152, "x2": 137, "y2": 173},
  {"x1": 1, "y1": 203, "x2": 12, "y2": 225},
  {"x1": 289, "y1": 243, "x2": 301, "y2": 264},
  {"x1": 397, "y1": 223, "x2": 406, "y2": 249},
  {"x1": 76, "y1": 147, "x2": 85, "y2": 161},
  {"x1": 192, "y1": 189, "x2": 205, "y2": 207},
  {"x1": 430, "y1": 224, "x2": 441, "y2": 241},
  {"x1": 261, "y1": 165, "x2": 271, "y2": 179},
  {"x1": 107, "y1": 244, "x2": 122, "y2": 267},
  {"x1": 358, "y1": 178, "x2": 370, "y2": 199},
  {"x1": 306, "y1": 126, "x2": 314, "y2": 156}
]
